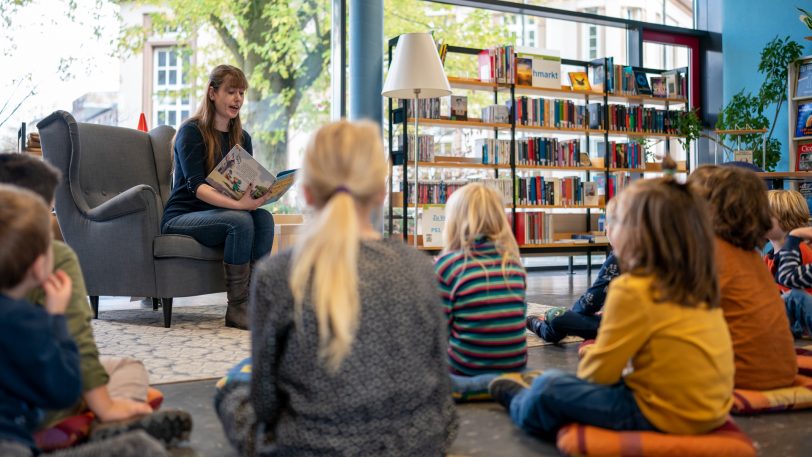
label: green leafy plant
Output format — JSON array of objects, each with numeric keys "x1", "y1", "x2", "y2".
[
  {"x1": 798, "y1": 7, "x2": 812, "y2": 31},
  {"x1": 674, "y1": 108, "x2": 703, "y2": 157},
  {"x1": 715, "y1": 36, "x2": 803, "y2": 171}
]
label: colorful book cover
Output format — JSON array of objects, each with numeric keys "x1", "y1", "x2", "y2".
[
  {"x1": 798, "y1": 180, "x2": 812, "y2": 214},
  {"x1": 568, "y1": 71, "x2": 591, "y2": 91},
  {"x1": 797, "y1": 142, "x2": 812, "y2": 171},
  {"x1": 206, "y1": 144, "x2": 297, "y2": 202},
  {"x1": 796, "y1": 103, "x2": 812, "y2": 137},
  {"x1": 798, "y1": 62, "x2": 812, "y2": 98},
  {"x1": 517, "y1": 56, "x2": 533, "y2": 86},
  {"x1": 650, "y1": 76, "x2": 667, "y2": 97},
  {"x1": 632, "y1": 68, "x2": 652, "y2": 95},
  {"x1": 516, "y1": 47, "x2": 561, "y2": 89}
]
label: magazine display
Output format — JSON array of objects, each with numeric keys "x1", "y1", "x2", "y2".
[{"x1": 206, "y1": 144, "x2": 297, "y2": 203}]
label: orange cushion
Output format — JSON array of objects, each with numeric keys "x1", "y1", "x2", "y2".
[
  {"x1": 731, "y1": 374, "x2": 812, "y2": 415},
  {"x1": 556, "y1": 419, "x2": 756, "y2": 457},
  {"x1": 34, "y1": 387, "x2": 164, "y2": 451},
  {"x1": 797, "y1": 347, "x2": 812, "y2": 376}
]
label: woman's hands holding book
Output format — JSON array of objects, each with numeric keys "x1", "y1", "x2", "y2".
[{"x1": 234, "y1": 184, "x2": 271, "y2": 211}]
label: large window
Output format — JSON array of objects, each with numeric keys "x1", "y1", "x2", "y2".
[{"x1": 152, "y1": 47, "x2": 190, "y2": 129}]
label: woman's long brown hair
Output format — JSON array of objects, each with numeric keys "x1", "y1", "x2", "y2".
[
  {"x1": 612, "y1": 178, "x2": 719, "y2": 309},
  {"x1": 173, "y1": 65, "x2": 249, "y2": 173}
]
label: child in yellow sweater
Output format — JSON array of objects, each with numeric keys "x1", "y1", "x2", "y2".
[{"x1": 489, "y1": 178, "x2": 734, "y2": 437}]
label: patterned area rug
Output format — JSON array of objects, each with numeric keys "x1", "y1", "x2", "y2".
[{"x1": 91, "y1": 302, "x2": 580, "y2": 384}]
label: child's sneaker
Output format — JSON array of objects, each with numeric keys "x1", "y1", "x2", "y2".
[
  {"x1": 488, "y1": 373, "x2": 530, "y2": 410},
  {"x1": 520, "y1": 369, "x2": 543, "y2": 386},
  {"x1": 526, "y1": 307, "x2": 567, "y2": 343},
  {"x1": 89, "y1": 409, "x2": 192, "y2": 447}
]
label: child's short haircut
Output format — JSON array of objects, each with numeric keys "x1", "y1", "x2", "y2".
[
  {"x1": 767, "y1": 190, "x2": 810, "y2": 232},
  {"x1": 0, "y1": 153, "x2": 61, "y2": 203},
  {"x1": 612, "y1": 178, "x2": 718, "y2": 309},
  {"x1": 687, "y1": 166, "x2": 772, "y2": 251},
  {"x1": 0, "y1": 185, "x2": 52, "y2": 290}
]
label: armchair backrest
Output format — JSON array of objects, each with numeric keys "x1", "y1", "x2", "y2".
[{"x1": 38, "y1": 111, "x2": 176, "y2": 212}]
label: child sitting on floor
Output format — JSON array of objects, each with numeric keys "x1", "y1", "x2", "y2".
[
  {"x1": 764, "y1": 189, "x2": 812, "y2": 338},
  {"x1": 0, "y1": 153, "x2": 192, "y2": 448},
  {"x1": 526, "y1": 199, "x2": 619, "y2": 343},
  {"x1": 215, "y1": 120, "x2": 458, "y2": 456},
  {"x1": 0, "y1": 185, "x2": 166, "y2": 457},
  {"x1": 435, "y1": 183, "x2": 528, "y2": 399},
  {"x1": 489, "y1": 178, "x2": 734, "y2": 437},
  {"x1": 688, "y1": 165, "x2": 797, "y2": 390}
]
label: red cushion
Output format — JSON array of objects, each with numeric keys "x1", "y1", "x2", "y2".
[{"x1": 556, "y1": 418, "x2": 756, "y2": 457}]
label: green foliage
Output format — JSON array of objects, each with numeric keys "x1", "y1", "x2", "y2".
[
  {"x1": 757, "y1": 36, "x2": 803, "y2": 108},
  {"x1": 715, "y1": 36, "x2": 803, "y2": 171},
  {"x1": 715, "y1": 91, "x2": 778, "y2": 170},
  {"x1": 798, "y1": 7, "x2": 812, "y2": 30},
  {"x1": 674, "y1": 108, "x2": 702, "y2": 156}
]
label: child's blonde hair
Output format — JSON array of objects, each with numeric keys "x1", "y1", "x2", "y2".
[
  {"x1": 442, "y1": 183, "x2": 523, "y2": 277},
  {"x1": 0, "y1": 185, "x2": 52, "y2": 290},
  {"x1": 289, "y1": 120, "x2": 388, "y2": 372},
  {"x1": 767, "y1": 190, "x2": 810, "y2": 233},
  {"x1": 612, "y1": 178, "x2": 718, "y2": 309}
]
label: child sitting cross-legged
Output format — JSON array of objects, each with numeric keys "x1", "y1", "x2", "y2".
[
  {"x1": 764, "y1": 189, "x2": 812, "y2": 338},
  {"x1": 434, "y1": 183, "x2": 528, "y2": 399},
  {"x1": 688, "y1": 165, "x2": 798, "y2": 390},
  {"x1": 526, "y1": 198, "x2": 619, "y2": 343},
  {"x1": 0, "y1": 185, "x2": 166, "y2": 457},
  {"x1": 489, "y1": 178, "x2": 734, "y2": 438}
]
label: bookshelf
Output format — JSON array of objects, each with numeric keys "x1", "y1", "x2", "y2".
[
  {"x1": 788, "y1": 56, "x2": 812, "y2": 175},
  {"x1": 386, "y1": 39, "x2": 690, "y2": 260}
]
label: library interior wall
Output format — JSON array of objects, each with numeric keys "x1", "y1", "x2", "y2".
[{"x1": 722, "y1": 0, "x2": 812, "y2": 170}]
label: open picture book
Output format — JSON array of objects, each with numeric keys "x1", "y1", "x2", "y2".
[{"x1": 206, "y1": 144, "x2": 297, "y2": 203}]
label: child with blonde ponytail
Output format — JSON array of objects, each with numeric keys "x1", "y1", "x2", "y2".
[
  {"x1": 435, "y1": 183, "x2": 529, "y2": 401},
  {"x1": 215, "y1": 120, "x2": 458, "y2": 456}
]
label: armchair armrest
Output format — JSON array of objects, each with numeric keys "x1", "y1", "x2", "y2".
[{"x1": 85, "y1": 185, "x2": 161, "y2": 223}]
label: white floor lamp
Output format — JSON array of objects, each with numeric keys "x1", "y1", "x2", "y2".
[{"x1": 382, "y1": 33, "x2": 451, "y2": 247}]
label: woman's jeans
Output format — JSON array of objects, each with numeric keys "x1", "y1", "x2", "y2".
[
  {"x1": 163, "y1": 209, "x2": 275, "y2": 265},
  {"x1": 509, "y1": 369, "x2": 657, "y2": 437}
]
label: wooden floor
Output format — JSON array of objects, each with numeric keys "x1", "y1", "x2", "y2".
[{"x1": 159, "y1": 270, "x2": 812, "y2": 456}]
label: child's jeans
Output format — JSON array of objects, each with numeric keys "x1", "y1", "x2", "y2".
[
  {"x1": 509, "y1": 369, "x2": 657, "y2": 437},
  {"x1": 450, "y1": 373, "x2": 500, "y2": 400},
  {"x1": 782, "y1": 289, "x2": 812, "y2": 338},
  {"x1": 529, "y1": 309, "x2": 602, "y2": 343}
]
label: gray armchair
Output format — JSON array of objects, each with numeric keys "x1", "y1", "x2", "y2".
[{"x1": 38, "y1": 110, "x2": 226, "y2": 327}]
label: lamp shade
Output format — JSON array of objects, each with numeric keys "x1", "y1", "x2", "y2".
[{"x1": 382, "y1": 33, "x2": 451, "y2": 99}]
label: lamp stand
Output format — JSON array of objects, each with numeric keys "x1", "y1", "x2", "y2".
[{"x1": 413, "y1": 89, "x2": 420, "y2": 247}]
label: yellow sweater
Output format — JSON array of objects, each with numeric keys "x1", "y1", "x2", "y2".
[{"x1": 578, "y1": 274, "x2": 734, "y2": 435}]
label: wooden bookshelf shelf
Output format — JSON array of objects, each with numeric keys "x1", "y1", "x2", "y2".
[
  {"x1": 756, "y1": 171, "x2": 812, "y2": 179},
  {"x1": 407, "y1": 161, "x2": 510, "y2": 169},
  {"x1": 446, "y1": 76, "x2": 498, "y2": 91},
  {"x1": 508, "y1": 84, "x2": 602, "y2": 100},
  {"x1": 406, "y1": 117, "x2": 511, "y2": 130},
  {"x1": 514, "y1": 204, "x2": 604, "y2": 210},
  {"x1": 514, "y1": 164, "x2": 603, "y2": 172},
  {"x1": 514, "y1": 124, "x2": 588, "y2": 135},
  {"x1": 606, "y1": 130, "x2": 684, "y2": 139},
  {"x1": 605, "y1": 93, "x2": 688, "y2": 105},
  {"x1": 519, "y1": 242, "x2": 610, "y2": 249},
  {"x1": 609, "y1": 167, "x2": 646, "y2": 173}
]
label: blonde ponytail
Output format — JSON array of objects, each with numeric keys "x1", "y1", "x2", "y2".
[{"x1": 289, "y1": 120, "x2": 387, "y2": 372}]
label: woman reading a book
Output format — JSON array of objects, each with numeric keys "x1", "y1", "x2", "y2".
[{"x1": 161, "y1": 65, "x2": 274, "y2": 330}]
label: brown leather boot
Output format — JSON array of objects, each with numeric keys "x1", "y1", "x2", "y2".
[{"x1": 223, "y1": 263, "x2": 251, "y2": 330}]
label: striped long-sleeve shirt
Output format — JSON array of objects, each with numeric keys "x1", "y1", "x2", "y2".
[
  {"x1": 777, "y1": 235, "x2": 812, "y2": 288},
  {"x1": 435, "y1": 238, "x2": 527, "y2": 376}
]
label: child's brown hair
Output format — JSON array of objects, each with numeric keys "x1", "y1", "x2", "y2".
[
  {"x1": 0, "y1": 185, "x2": 52, "y2": 290},
  {"x1": 612, "y1": 178, "x2": 718, "y2": 309},
  {"x1": 687, "y1": 166, "x2": 772, "y2": 251},
  {"x1": 767, "y1": 190, "x2": 809, "y2": 233},
  {"x1": 0, "y1": 153, "x2": 61, "y2": 204}
]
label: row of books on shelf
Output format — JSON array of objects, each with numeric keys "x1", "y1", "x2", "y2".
[
  {"x1": 595, "y1": 104, "x2": 681, "y2": 134},
  {"x1": 508, "y1": 212, "x2": 555, "y2": 245},
  {"x1": 589, "y1": 57, "x2": 688, "y2": 98},
  {"x1": 598, "y1": 141, "x2": 644, "y2": 169},
  {"x1": 516, "y1": 137, "x2": 581, "y2": 167},
  {"x1": 516, "y1": 176, "x2": 596, "y2": 207},
  {"x1": 475, "y1": 138, "x2": 511, "y2": 165},
  {"x1": 401, "y1": 173, "x2": 635, "y2": 206},
  {"x1": 509, "y1": 97, "x2": 586, "y2": 129},
  {"x1": 473, "y1": 46, "x2": 688, "y2": 99},
  {"x1": 402, "y1": 134, "x2": 435, "y2": 162}
]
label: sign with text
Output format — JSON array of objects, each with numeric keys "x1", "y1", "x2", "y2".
[{"x1": 422, "y1": 205, "x2": 446, "y2": 248}]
